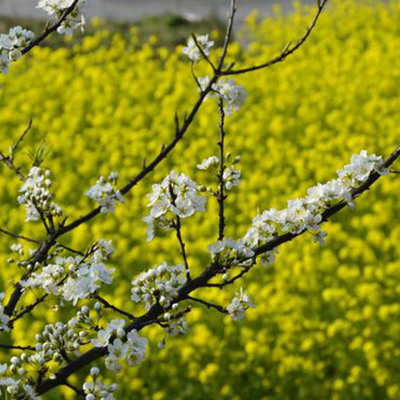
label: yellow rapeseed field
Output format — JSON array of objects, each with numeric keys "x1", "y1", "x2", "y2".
[{"x1": 1, "y1": 1, "x2": 400, "y2": 398}]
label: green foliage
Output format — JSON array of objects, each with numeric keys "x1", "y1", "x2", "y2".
[{"x1": 1, "y1": 1, "x2": 400, "y2": 398}]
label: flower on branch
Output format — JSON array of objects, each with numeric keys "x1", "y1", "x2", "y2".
[
  {"x1": 0, "y1": 27, "x2": 34, "y2": 74},
  {"x1": 0, "y1": 293, "x2": 10, "y2": 333},
  {"x1": 182, "y1": 34, "x2": 214, "y2": 62},
  {"x1": 144, "y1": 171, "x2": 206, "y2": 241},
  {"x1": 83, "y1": 369, "x2": 118, "y2": 400},
  {"x1": 131, "y1": 262, "x2": 188, "y2": 309},
  {"x1": 227, "y1": 288, "x2": 255, "y2": 321},
  {"x1": 198, "y1": 76, "x2": 247, "y2": 116},
  {"x1": 208, "y1": 238, "x2": 254, "y2": 267},
  {"x1": 104, "y1": 330, "x2": 147, "y2": 372},
  {"x1": 22, "y1": 240, "x2": 115, "y2": 305},
  {"x1": 196, "y1": 156, "x2": 219, "y2": 171},
  {"x1": 244, "y1": 150, "x2": 388, "y2": 250},
  {"x1": 37, "y1": 0, "x2": 86, "y2": 36},
  {"x1": 86, "y1": 172, "x2": 124, "y2": 213},
  {"x1": 18, "y1": 167, "x2": 63, "y2": 222}
]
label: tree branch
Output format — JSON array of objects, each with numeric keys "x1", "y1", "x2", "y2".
[
  {"x1": 35, "y1": 141, "x2": 400, "y2": 395},
  {"x1": 217, "y1": 97, "x2": 227, "y2": 241},
  {"x1": 21, "y1": 0, "x2": 81, "y2": 56},
  {"x1": 222, "y1": 0, "x2": 329, "y2": 76}
]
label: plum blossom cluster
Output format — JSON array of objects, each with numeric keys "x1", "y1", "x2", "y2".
[
  {"x1": 131, "y1": 262, "x2": 188, "y2": 309},
  {"x1": 244, "y1": 150, "x2": 388, "y2": 251},
  {"x1": 198, "y1": 76, "x2": 247, "y2": 116},
  {"x1": 0, "y1": 364, "x2": 38, "y2": 400},
  {"x1": 165, "y1": 314, "x2": 189, "y2": 336},
  {"x1": 182, "y1": 34, "x2": 214, "y2": 62},
  {"x1": 227, "y1": 288, "x2": 255, "y2": 321},
  {"x1": 0, "y1": 321, "x2": 85, "y2": 398},
  {"x1": 83, "y1": 367, "x2": 118, "y2": 400},
  {"x1": 143, "y1": 171, "x2": 206, "y2": 241},
  {"x1": 22, "y1": 240, "x2": 115, "y2": 305},
  {"x1": 0, "y1": 27, "x2": 34, "y2": 74},
  {"x1": 105, "y1": 330, "x2": 148, "y2": 372},
  {"x1": 86, "y1": 172, "x2": 124, "y2": 213},
  {"x1": 197, "y1": 155, "x2": 241, "y2": 190},
  {"x1": 37, "y1": 0, "x2": 86, "y2": 36},
  {"x1": 208, "y1": 238, "x2": 254, "y2": 267},
  {"x1": 0, "y1": 293, "x2": 10, "y2": 333},
  {"x1": 34, "y1": 322, "x2": 84, "y2": 364},
  {"x1": 91, "y1": 319, "x2": 127, "y2": 348},
  {"x1": 18, "y1": 167, "x2": 62, "y2": 222}
]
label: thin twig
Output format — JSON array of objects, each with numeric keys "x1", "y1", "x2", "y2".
[
  {"x1": 11, "y1": 120, "x2": 33, "y2": 156},
  {"x1": 217, "y1": 97, "x2": 227, "y2": 240},
  {"x1": 9, "y1": 293, "x2": 48, "y2": 324},
  {"x1": 174, "y1": 216, "x2": 191, "y2": 281},
  {"x1": 186, "y1": 295, "x2": 227, "y2": 314},
  {"x1": 0, "y1": 343, "x2": 35, "y2": 351},
  {"x1": 217, "y1": 0, "x2": 237, "y2": 72},
  {"x1": 56, "y1": 242, "x2": 85, "y2": 256},
  {"x1": 0, "y1": 228, "x2": 38, "y2": 244},
  {"x1": 191, "y1": 34, "x2": 216, "y2": 72},
  {"x1": 63, "y1": 381, "x2": 85, "y2": 398},
  {"x1": 222, "y1": 0, "x2": 329, "y2": 75},
  {"x1": 93, "y1": 295, "x2": 136, "y2": 320}
]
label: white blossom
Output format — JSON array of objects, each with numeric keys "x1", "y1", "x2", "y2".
[
  {"x1": 165, "y1": 315, "x2": 189, "y2": 336},
  {"x1": 208, "y1": 238, "x2": 254, "y2": 267},
  {"x1": 22, "y1": 240, "x2": 115, "y2": 305},
  {"x1": 197, "y1": 156, "x2": 219, "y2": 171},
  {"x1": 104, "y1": 331, "x2": 147, "y2": 372},
  {"x1": 144, "y1": 171, "x2": 206, "y2": 241},
  {"x1": 37, "y1": 0, "x2": 86, "y2": 36},
  {"x1": 244, "y1": 150, "x2": 388, "y2": 257},
  {"x1": 86, "y1": 172, "x2": 124, "y2": 213},
  {"x1": 83, "y1": 376, "x2": 118, "y2": 400},
  {"x1": 223, "y1": 166, "x2": 241, "y2": 190},
  {"x1": 131, "y1": 262, "x2": 188, "y2": 309},
  {"x1": 18, "y1": 167, "x2": 62, "y2": 222},
  {"x1": 227, "y1": 288, "x2": 255, "y2": 321},
  {"x1": 182, "y1": 34, "x2": 214, "y2": 62},
  {"x1": 0, "y1": 27, "x2": 34, "y2": 74},
  {"x1": 198, "y1": 76, "x2": 247, "y2": 115},
  {"x1": 0, "y1": 293, "x2": 10, "y2": 333},
  {"x1": 126, "y1": 330, "x2": 148, "y2": 366}
]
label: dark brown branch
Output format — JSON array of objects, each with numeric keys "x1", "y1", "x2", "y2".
[
  {"x1": 186, "y1": 295, "x2": 227, "y2": 314},
  {"x1": 93, "y1": 295, "x2": 135, "y2": 320},
  {"x1": 0, "y1": 343, "x2": 35, "y2": 351},
  {"x1": 173, "y1": 217, "x2": 191, "y2": 281},
  {"x1": 206, "y1": 264, "x2": 254, "y2": 289},
  {"x1": 63, "y1": 381, "x2": 85, "y2": 398},
  {"x1": 217, "y1": 97, "x2": 227, "y2": 240},
  {"x1": 56, "y1": 242, "x2": 84, "y2": 256},
  {"x1": 5, "y1": 235, "x2": 57, "y2": 317},
  {"x1": 0, "y1": 228, "x2": 38, "y2": 244},
  {"x1": 9, "y1": 293, "x2": 48, "y2": 325},
  {"x1": 222, "y1": 0, "x2": 329, "y2": 76},
  {"x1": 35, "y1": 142, "x2": 400, "y2": 396}
]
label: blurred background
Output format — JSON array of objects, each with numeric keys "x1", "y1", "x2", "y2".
[
  {"x1": 0, "y1": 0, "x2": 314, "y2": 24},
  {"x1": 2, "y1": 1, "x2": 400, "y2": 400}
]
